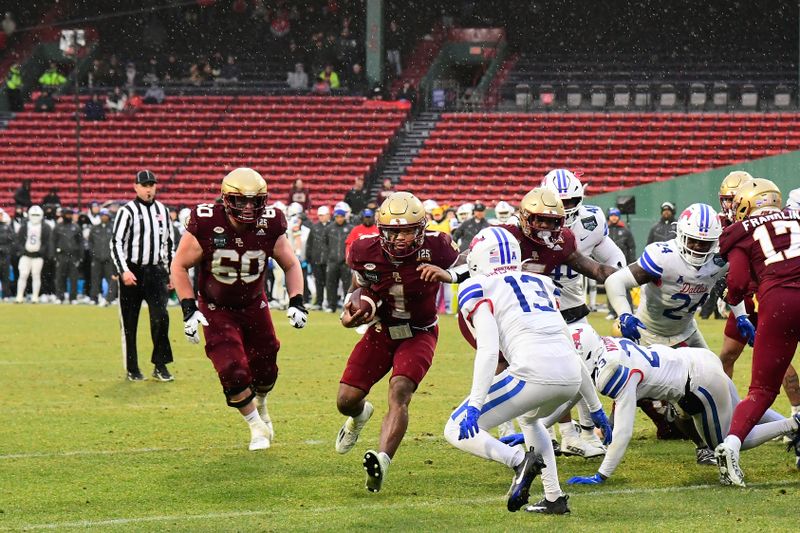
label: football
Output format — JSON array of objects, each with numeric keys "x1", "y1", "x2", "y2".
[{"x1": 348, "y1": 286, "x2": 382, "y2": 320}]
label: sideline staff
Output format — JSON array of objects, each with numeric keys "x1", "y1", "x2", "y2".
[{"x1": 111, "y1": 170, "x2": 174, "y2": 381}]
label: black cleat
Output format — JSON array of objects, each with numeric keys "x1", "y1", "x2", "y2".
[
  {"x1": 152, "y1": 365, "x2": 174, "y2": 382},
  {"x1": 126, "y1": 369, "x2": 146, "y2": 381},
  {"x1": 787, "y1": 414, "x2": 800, "y2": 470},
  {"x1": 507, "y1": 447, "x2": 546, "y2": 512},
  {"x1": 525, "y1": 494, "x2": 571, "y2": 515},
  {"x1": 696, "y1": 446, "x2": 717, "y2": 466},
  {"x1": 552, "y1": 439, "x2": 562, "y2": 456}
]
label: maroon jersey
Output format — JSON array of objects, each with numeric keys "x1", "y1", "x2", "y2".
[
  {"x1": 187, "y1": 202, "x2": 287, "y2": 308},
  {"x1": 719, "y1": 209, "x2": 800, "y2": 304},
  {"x1": 348, "y1": 231, "x2": 460, "y2": 327},
  {"x1": 499, "y1": 224, "x2": 577, "y2": 274}
]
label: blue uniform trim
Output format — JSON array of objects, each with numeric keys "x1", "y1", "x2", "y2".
[
  {"x1": 490, "y1": 227, "x2": 506, "y2": 264},
  {"x1": 696, "y1": 386, "x2": 723, "y2": 446},
  {"x1": 601, "y1": 365, "x2": 631, "y2": 398},
  {"x1": 459, "y1": 287, "x2": 483, "y2": 306},
  {"x1": 638, "y1": 250, "x2": 663, "y2": 278},
  {"x1": 481, "y1": 379, "x2": 526, "y2": 414}
]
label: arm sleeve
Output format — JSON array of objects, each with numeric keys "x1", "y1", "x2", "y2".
[
  {"x1": 467, "y1": 302, "x2": 499, "y2": 410},
  {"x1": 592, "y1": 235, "x2": 627, "y2": 269},
  {"x1": 110, "y1": 209, "x2": 130, "y2": 274},
  {"x1": 724, "y1": 247, "x2": 752, "y2": 305},
  {"x1": 636, "y1": 243, "x2": 664, "y2": 279},
  {"x1": 604, "y1": 266, "x2": 638, "y2": 316},
  {"x1": 578, "y1": 358, "x2": 603, "y2": 412},
  {"x1": 597, "y1": 379, "x2": 638, "y2": 478}
]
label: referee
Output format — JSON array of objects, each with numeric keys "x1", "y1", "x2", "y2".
[{"x1": 111, "y1": 170, "x2": 174, "y2": 382}]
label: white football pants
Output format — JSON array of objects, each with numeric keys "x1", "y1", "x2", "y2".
[
  {"x1": 16, "y1": 256, "x2": 43, "y2": 302},
  {"x1": 445, "y1": 370, "x2": 580, "y2": 501}
]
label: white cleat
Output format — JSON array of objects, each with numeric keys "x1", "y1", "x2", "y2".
[
  {"x1": 256, "y1": 394, "x2": 275, "y2": 441},
  {"x1": 714, "y1": 443, "x2": 745, "y2": 487},
  {"x1": 581, "y1": 429, "x2": 607, "y2": 451},
  {"x1": 335, "y1": 401, "x2": 374, "y2": 454},
  {"x1": 363, "y1": 450, "x2": 390, "y2": 493},
  {"x1": 561, "y1": 433, "x2": 605, "y2": 458},
  {"x1": 248, "y1": 421, "x2": 272, "y2": 451}
]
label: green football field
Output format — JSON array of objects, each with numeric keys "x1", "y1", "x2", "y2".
[{"x1": 0, "y1": 304, "x2": 797, "y2": 532}]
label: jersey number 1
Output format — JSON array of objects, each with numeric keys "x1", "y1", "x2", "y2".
[
  {"x1": 504, "y1": 275, "x2": 556, "y2": 312},
  {"x1": 752, "y1": 220, "x2": 800, "y2": 266}
]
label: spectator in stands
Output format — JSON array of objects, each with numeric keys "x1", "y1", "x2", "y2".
[
  {"x1": 337, "y1": 27, "x2": 358, "y2": 67},
  {"x1": 105, "y1": 87, "x2": 127, "y2": 113},
  {"x1": 5, "y1": 64, "x2": 23, "y2": 111},
  {"x1": 306, "y1": 205, "x2": 330, "y2": 310},
  {"x1": 163, "y1": 53, "x2": 181, "y2": 83},
  {"x1": 188, "y1": 63, "x2": 205, "y2": 86},
  {"x1": 124, "y1": 62, "x2": 138, "y2": 88},
  {"x1": 287, "y1": 63, "x2": 309, "y2": 89},
  {"x1": 216, "y1": 55, "x2": 240, "y2": 85},
  {"x1": 323, "y1": 207, "x2": 353, "y2": 313},
  {"x1": 606, "y1": 207, "x2": 636, "y2": 264},
  {"x1": 209, "y1": 51, "x2": 225, "y2": 80},
  {"x1": 142, "y1": 56, "x2": 161, "y2": 85},
  {"x1": 344, "y1": 208, "x2": 378, "y2": 256},
  {"x1": 87, "y1": 58, "x2": 110, "y2": 87},
  {"x1": 41, "y1": 188, "x2": 61, "y2": 207},
  {"x1": 427, "y1": 206, "x2": 451, "y2": 234},
  {"x1": 106, "y1": 55, "x2": 125, "y2": 87},
  {"x1": 375, "y1": 178, "x2": 395, "y2": 204},
  {"x1": 124, "y1": 88, "x2": 143, "y2": 115},
  {"x1": 33, "y1": 90, "x2": 55, "y2": 112},
  {"x1": 38, "y1": 62, "x2": 66, "y2": 92},
  {"x1": 397, "y1": 81, "x2": 417, "y2": 110},
  {"x1": 143, "y1": 83, "x2": 165, "y2": 104},
  {"x1": 386, "y1": 20, "x2": 402, "y2": 76},
  {"x1": 84, "y1": 93, "x2": 106, "y2": 121},
  {"x1": 318, "y1": 64, "x2": 340, "y2": 89},
  {"x1": 647, "y1": 201, "x2": 677, "y2": 244},
  {"x1": 344, "y1": 176, "x2": 368, "y2": 216},
  {"x1": 288, "y1": 179, "x2": 311, "y2": 211},
  {"x1": 2, "y1": 12, "x2": 16, "y2": 38},
  {"x1": 270, "y1": 8, "x2": 291, "y2": 39},
  {"x1": 347, "y1": 63, "x2": 369, "y2": 96},
  {"x1": 452, "y1": 201, "x2": 489, "y2": 251}
]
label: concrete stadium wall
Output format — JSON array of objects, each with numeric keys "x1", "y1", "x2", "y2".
[{"x1": 584, "y1": 151, "x2": 800, "y2": 256}]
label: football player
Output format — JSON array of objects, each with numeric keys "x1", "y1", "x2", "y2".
[
  {"x1": 715, "y1": 179, "x2": 800, "y2": 486},
  {"x1": 564, "y1": 325, "x2": 799, "y2": 486},
  {"x1": 334, "y1": 192, "x2": 460, "y2": 493},
  {"x1": 541, "y1": 169, "x2": 627, "y2": 457},
  {"x1": 171, "y1": 168, "x2": 308, "y2": 451},
  {"x1": 488, "y1": 200, "x2": 514, "y2": 225},
  {"x1": 444, "y1": 227, "x2": 611, "y2": 515}
]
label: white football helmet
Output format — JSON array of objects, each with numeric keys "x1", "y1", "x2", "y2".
[
  {"x1": 568, "y1": 323, "x2": 606, "y2": 372},
  {"x1": 594, "y1": 348, "x2": 629, "y2": 399},
  {"x1": 422, "y1": 199, "x2": 439, "y2": 214},
  {"x1": 28, "y1": 205, "x2": 44, "y2": 224},
  {"x1": 786, "y1": 187, "x2": 800, "y2": 212},
  {"x1": 541, "y1": 169, "x2": 584, "y2": 226},
  {"x1": 178, "y1": 207, "x2": 192, "y2": 228},
  {"x1": 467, "y1": 227, "x2": 521, "y2": 277},
  {"x1": 456, "y1": 203, "x2": 474, "y2": 222},
  {"x1": 494, "y1": 200, "x2": 514, "y2": 224},
  {"x1": 271, "y1": 201, "x2": 287, "y2": 215},
  {"x1": 675, "y1": 203, "x2": 722, "y2": 267},
  {"x1": 288, "y1": 202, "x2": 304, "y2": 217}
]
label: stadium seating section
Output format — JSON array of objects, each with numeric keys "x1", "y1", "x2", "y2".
[
  {"x1": 0, "y1": 96, "x2": 407, "y2": 209},
  {"x1": 403, "y1": 112, "x2": 800, "y2": 206}
]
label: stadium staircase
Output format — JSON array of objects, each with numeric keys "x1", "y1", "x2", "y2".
[
  {"x1": 401, "y1": 112, "x2": 800, "y2": 206},
  {"x1": 0, "y1": 96, "x2": 407, "y2": 210},
  {"x1": 376, "y1": 111, "x2": 441, "y2": 191}
]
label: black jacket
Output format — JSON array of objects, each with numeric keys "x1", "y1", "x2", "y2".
[
  {"x1": 306, "y1": 221, "x2": 329, "y2": 264},
  {"x1": 452, "y1": 217, "x2": 490, "y2": 251},
  {"x1": 88, "y1": 222, "x2": 114, "y2": 261},
  {"x1": 608, "y1": 222, "x2": 637, "y2": 265},
  {"x1": 647, "y1": 218, "x2": 676, "y2": 245},
  {"x1": 52, "y1": 222, "x2": 84, "y2": 256},
  {"x1": 0, "y1": 222, "x2": 14, "y2": 256},
  {"x1": 323, "y1": 221, "x2": 353, "y2": 264},
  {"x1": 344, "y1": 188, "x2": 368, "y2": 215}
]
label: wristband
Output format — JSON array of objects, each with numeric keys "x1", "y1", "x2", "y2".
[
  {"x1": 288, "y1": 295, "x2": 304, "y2": 308},
  {"x1": 180, "y1": 298, "x2": 198, "y2": 321}
]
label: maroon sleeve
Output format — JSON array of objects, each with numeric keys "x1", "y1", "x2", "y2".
[
  {"x1": 725, "y1": 246, "x2": 752, "y2": 305},
  {"x1": 718, "y1": 223, "x2": 743, "y2": 259},
  {"x1": 560, "y1": 227, "x2": 577, "y2": 257},
  {"x1": 347, "y1": 238, "x2": 364, "y2": 269},
  {"x1": 434, "y1": 232, "x2": 460, "y2": 268},
  {"x1": 186, "y1": 206, "x2": 200, "y2": 236}
]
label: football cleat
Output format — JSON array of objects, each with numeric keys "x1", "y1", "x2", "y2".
[
  {"x1": 507, "y1": 447, "x2": 546, "y2": 512},
  {"x1": 561, "y1": 433, "x2": 605, "y2": 458},
  {"x1": 248, "y1": 420, "x2": 272, "y2": 451},
  {"x1": 335, "y1": 401, "x2": 374, "y2": 454},
  {"x1": 256, "y1": 394, "x2": 274, "y2": 441},
  {"x1": 580, "y1": 428, "x2": 606, "y2": 451},
  {"x1": 363, "y1": 450, "x2": 390, "y2": 493},
  {"x1": 696, "y1": 446, "x2": 717, "y2": 466},
  {"x1": 714, "y1": 443, "x2": 745, "y2": 487},
  {"x1": 786, "y1": 414, "x2": 800, "y2": 469},
  {"x1": 547, "y1": 425, "x2": 562, "y2": 456},
  {"x1": 525, "y1": 494, "x2": 571, "y2": 515}
]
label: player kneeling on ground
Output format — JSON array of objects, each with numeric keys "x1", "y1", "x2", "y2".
[
  {"x1": 444, "y1": 227, "x2": 611, "y2": 515},
  {"x1": 171, "y1": 168, "x2": 307, "y2": 451},
  {"x1": 563, "y1": 325, "x2": 799, "y2": 486}
]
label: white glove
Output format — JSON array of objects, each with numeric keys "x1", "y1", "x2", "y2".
[
  {"x1": 286, "y1": 295, "x2": 308, "y2": 329},
  {"x1": 184, "y1": 310, "x2": 209, "y2": 344}
]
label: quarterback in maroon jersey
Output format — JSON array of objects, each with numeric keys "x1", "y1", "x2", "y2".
[
  {"x1": 714, "y1": 178, "x2": 800, "y2": 486},
  {"x1": 334, "y1": 191, "x2": 459, "y2": 493},
  {"x1": 171, "y1": 168, "x2": 307, "y2": 451}
]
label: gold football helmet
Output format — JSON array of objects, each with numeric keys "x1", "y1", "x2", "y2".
[
  {"x1": 719, "y1": 171, "x2": 753, "y2": 220},
  {"x1": 733, "y1": 178, "x2": 782, "y2": 221},
  {"x1": 377, "y1": 191, "x2": 427, "y2": 257},
  {"x1": 519, "y1": 187, "x2": 565, "y2": 247},
  {"x1": 221, "y1": 168, "x2": 268, "y2": 223}
]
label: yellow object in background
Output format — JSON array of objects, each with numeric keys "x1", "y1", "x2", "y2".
[{"x1": 631, "y1": 286, "x2": 641, "y2": 307}]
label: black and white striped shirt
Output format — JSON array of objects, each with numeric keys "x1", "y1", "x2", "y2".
[{"x1": 111, "y1": 198, "x2": 174, "y2": 273}]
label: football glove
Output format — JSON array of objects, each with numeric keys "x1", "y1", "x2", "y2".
[
  {"x1": 180, "y1": 298, "x2": 208, "y2": 344},
  {"x1": 590, "y1": 408, "x2": 613, "y2": 445},
  {"x1": 287, "y1": 295, "x2": 308, "y2": 329},
  {"x1": 735, "y1": 316, "x2": 756, "y2": 347},
  {"x1": 458, "y1": 406, "x2": 481, "y2": 440},
  {"x1": 567, "y1": 473, "x2": 606, "y2": 485},
  {"x1": 619, "y1": 313, "x2": 646, "y2": 341},
  {"x1": 499, "y1": 432, "x2": 525, "y2": 447}
]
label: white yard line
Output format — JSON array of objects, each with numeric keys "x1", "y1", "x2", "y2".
[{"x1": 6, "y1": 480, "x2": 799, "y2": 531}]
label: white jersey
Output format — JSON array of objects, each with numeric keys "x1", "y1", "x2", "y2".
[
  {"x1": 24, "y1": 222, "x2": 43, "y2": 254},
  {"x1": 634, "y1": 239, "x2": 727, "y2": 345},
  {"x1": 458, "y1": 271, "x2": 581, "y2": 387},
  {"x1": 550, "y1": 205, "x2": 625, "y2": 311}
]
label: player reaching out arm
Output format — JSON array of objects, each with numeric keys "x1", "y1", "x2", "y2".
[{"x1": 171, "y1": 168, "x2": 307, "y2": 452}]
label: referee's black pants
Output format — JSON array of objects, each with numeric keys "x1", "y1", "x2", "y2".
[{"x1": 119, "y1": 264, "x2": 173, "y2": 372}]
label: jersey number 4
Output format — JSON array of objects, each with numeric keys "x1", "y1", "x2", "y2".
[{"x1": 753, "y1": 220, "x2": 800, "y2": 266}]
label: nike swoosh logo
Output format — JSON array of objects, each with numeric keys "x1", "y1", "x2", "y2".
[
  {"x1": 514, "y1": 459, "x2": 528, "y2": 485},
  {"x1": 579, "y1": 235, "x2": 590, "y2": 241}
]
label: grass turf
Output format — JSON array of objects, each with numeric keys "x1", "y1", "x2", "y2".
[{"x1": 0, "y1": 304, "x2": 797, "y2": 531}]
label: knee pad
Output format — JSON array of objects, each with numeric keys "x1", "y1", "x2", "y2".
[
  {"x1": 253, "y1": 380, "x2": 276, "y2": 396},
  {"x1": 224, "y1": 384, "x2": 255, "y2": 409}
]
